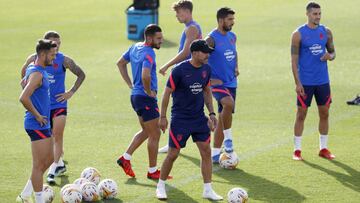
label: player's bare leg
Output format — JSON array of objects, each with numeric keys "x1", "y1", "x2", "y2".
[
  {"x1": 317, "y1": 105, "x2": 335, "y2": 159},
  {"x1": 293, "y1": 106, "x2": 307, "y2": 160}
]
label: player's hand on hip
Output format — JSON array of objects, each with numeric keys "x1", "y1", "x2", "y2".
[
  {"x1": 320, "y1": 52, "x2": 332, "y2": 61},
  {"x1": 56, "y1": 91, "x2": 74, "y2": 103},
  {"x1": 296, "y1": 83, "x2": 305, "y2": 97},
  {"x1": 159, "y1": 117, "x2": 168, "y2": 133},
  {"x1": 35, "y1": 115, "x2": 48, "y2": 127}
]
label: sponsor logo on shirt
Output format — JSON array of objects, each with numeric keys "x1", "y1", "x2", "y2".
[
  {"x1": 48, "y1": 73, "x2": 55, "y2": 84},
  {"x1": 189, "y1": 83, "x2": 203, "y2": 94},
  {"x1": 309, "y1": 44, "x2": 323, "y2": 55},
  {"x1": 224, "y1": 49, "x2": 236, "y2": 61}
]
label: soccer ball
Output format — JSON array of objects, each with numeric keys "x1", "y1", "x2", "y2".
[
  {"x1": 73, "y1": 177, "x2": 89, "y2": 188},
  {"x1": 98, "y1": 179, "x2": 118, "y2": 199},
  {"x1": 227, "y1": 187, "x2": 248, "y2": 203},
  {"x1": 80, "y1": 167, "x2": 101, "y2": 184},
  {"x1": 61, "y1": 184, "x2": 82, "y2": 203},
  {"x1": 219, "y1": 151, "x2": 239, "y2": 169},
  {"x1": 42, "y1": 184, "x2": 55, "y2": 203},
  {"x1": 81, "y1": 181, "x2": 100, "y2": 201}
]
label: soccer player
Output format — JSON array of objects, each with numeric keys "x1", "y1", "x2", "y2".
[
  {"x1": 116, "y1": 24, "x2": 170, "y2": 179},
  {"x1": 205, "y1": 7, "x2": 239, "y2": 163},
  {"x1": 158, "y1": 0, "x2": 203, "y2": 153},
  {"x1": 20, "y1": 31, "x2": 86, "y2": 184},
  {"x1": 156, "y1": 39, "x2": 223, "y2": 201},
  {"x1": 291, "y1": 2, "x2": 336, "y2": 160},
  {"x1": 17, "y1": 39, "x2": 57, "y2": 203}
]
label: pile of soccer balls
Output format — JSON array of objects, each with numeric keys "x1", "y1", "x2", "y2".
[{"x1": 60, "y1": 167, "x2": 118, "y2": 202}]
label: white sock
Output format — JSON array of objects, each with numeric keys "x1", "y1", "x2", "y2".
[
  {"x1": 58, "y1": 157, "x2": 64, "y2": 167},
  {"x1": 123, "y1": 153, "x2": 132, "y2": 160},
  {"x1": 34, "y1": 191, "x2": 44, "y2": 203},
  {"x1": 204, "y1": 182, "x2": 212, "y2": 192},
  {"x1": 47, "y1": 162, "x2": 57, "y2": 175},
  {"x1": 157, "y1": 179, "x2": 166, "y2": 188},
  {"x1": 148, "y1": 166, "x2": 157, "y2": 173},
  {"x1": 223, "y1": 129, "x2": 233, "y2": 140},
  {"x1": 319, "y1": 134, "x2": 328, "y2": 150},
  {"x1": 294, "y1": 136, "x2": 302, "y2": 151},
  {"x1": 211, "y1": 148, "x2": 221, "y2": 157},
  {"x1": 20, "y1": 179, "x2": 33, "y2": 197}
]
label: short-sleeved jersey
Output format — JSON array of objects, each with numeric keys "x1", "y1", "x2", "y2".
[
  {"x1": 207, "y1": 29, "x2": 237, "y2": 88},
  {"x1": 24, "y1": 65, "x2": 51, "y2": 130},
  {"x1": 298, "y1": 24, "x2": 329, "y2": 85},
  {"x1": 46, "y1": 52, "x2": 66, "y2": 109},
  {"x1": 178, "y1": 20, "x2": 202, "y2": 60},
  {"x1": 122, "y1": 42, "x2": 158, "y2": 97},
  {"x1": 167, "y1": 60, "x2": 211, "y2": 121}
]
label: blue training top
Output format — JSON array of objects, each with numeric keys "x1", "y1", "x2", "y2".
[
  {"x1": 207, "y1": 29, "x2": 237, "y2": 88},
  {"x1": 24, "y1": 65, "x2": 51, "y2": 130},
  {"x1": 123, "y1": 42, "x2": 158, "y2": 97},
  {"x1": 298, "y1": 24, "x2": 329, "y2": 85},
  {"x1": 178, "y1": 20, "x2": 202, "y2": 60},
  {"x1": 46, "y1": 52, "x2": 66, "y2": 109},
  {"x1": 167, "y1": 60, "x2": 211, "y2": 121}
]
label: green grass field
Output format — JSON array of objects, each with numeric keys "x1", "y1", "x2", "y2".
[{"x1": 1, "y1": 0, "x2": 360, "y2": 202}]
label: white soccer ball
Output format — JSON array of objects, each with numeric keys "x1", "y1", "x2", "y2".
[
  {"x1": 80, "y1": 167, "x2": 101, "y2": 184},
  {"x1": 81, "y1": 181, "x2": 100, "y2": 201},
  {"x1": 42, "y1": 184, "x2": 55, "y2": 203},
  {"x1": 219, "y1": 151, "x2": 239, "y2": 169},
  {"x1": 227, "y1": 187, "x2": 248, "y2": 203},
  {"x1": 98, "y1": 179, "x2": 118, "y2": 199},
  {"x1": 61, "y1": 184, "x2": 82, "y2": 203},
  {"x1": 73, "y1": 178, "x2": 89, "y2": 188}
]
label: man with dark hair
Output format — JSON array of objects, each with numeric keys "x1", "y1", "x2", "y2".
[
  {"x1": 20, "y1": 31, "x2": 86, "y2": 184},
  {"x1": 156, "y1": 39, "x2": 222, "y2": 201},
  {"x1": 291, "y1": 2, "x2": 336, "y2": 160},
  {"x1": 205, "y1": 7, "x2": 239, "y2": 164},
  {"x1": 17, "y1": 39, "x2": 57, "y2": 203},
  {"x1": 158, "y1": 0, "x2": 203, "y2": 153},
  {"x1": 116, "y1": 24, "x2": 170, "y2": 180}
]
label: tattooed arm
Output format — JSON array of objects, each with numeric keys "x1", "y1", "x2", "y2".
[
  {"x1": 321, "y1": 27, "x2": 336, "y2": 61},
  {"x1": 56, "y1": 55, "x2": 86, "y2": 102},
  {"x1": 291, "y1": 30, "x2": 305, "y2": 96}
]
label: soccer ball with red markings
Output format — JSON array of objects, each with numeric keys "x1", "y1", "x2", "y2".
[
  {"x1": 98, "y1": 179, "x2": 118, "y2": 199},
  {"x1": 219, "y1": 151, "x2": 239, "y2": 169},
  {"x1": 81, "y1": 182, "x2": 100, "y2": 201},
  {"x1": 80, "y1": 167, "x2": 101, "y2": 184},
  {"x1": 42, "y1": 184, "x2": 55, "y2": 203},
  {"x1": 227, "y1": 187, "x2": 248, "y2": 203}
]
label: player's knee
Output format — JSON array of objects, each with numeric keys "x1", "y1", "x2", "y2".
[
  {"x1": 319, "y1": 111, "x2": 329, "y2": 120},
  {"x1": 296, "y1": 111, "x2": 307, "y2": 122},
  {"x1": 222, "y1": 98, "x2": 234, "y2": 110}
]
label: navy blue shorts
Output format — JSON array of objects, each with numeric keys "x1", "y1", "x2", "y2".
[
  {"x1": 297, "y1": 83, "x2": 332, "y2": 108},
  {"x1": 25, "y1": 129, "x2": 52, "y2": 142},
  {"x1": 131, "y1": 95, "x2": 159, "y2": 122},
  {"x1": 211, "y1": 86, "x2": 236, "y2": 113},
  {"x1": 50, "y1": 108, "x2": 67, "y2": 128},
  {"x1": 168, "y1": 118, "x2": 210, "y2": 149}
]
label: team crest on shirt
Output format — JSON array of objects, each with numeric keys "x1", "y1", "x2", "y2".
[
  {"x1": 53, "y1": 63, "x2": 58, "y2": 69},
  {"x1": 177, "y1": 134, "x2": 183, "y2": 141},
  {"x1": 202, "y1": 71, "x2": 207, "y2": 79},
  {"x1": 319, "y1": 33, "x2": 324, "y2": 40}
]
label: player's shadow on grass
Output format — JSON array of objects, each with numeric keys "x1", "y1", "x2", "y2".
[
  {"x1": 180, "y1": 153, "x2": 306, "y2": 203},
  {"x1": 303, "y1": 160, "x2": 360, "y2": 192},
  {"x1": 51, "y1": 175, "x2": 70, "y2": 188},
  {"x1": 125, "y1": 178, "x2": 198, "y2": 202}
]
